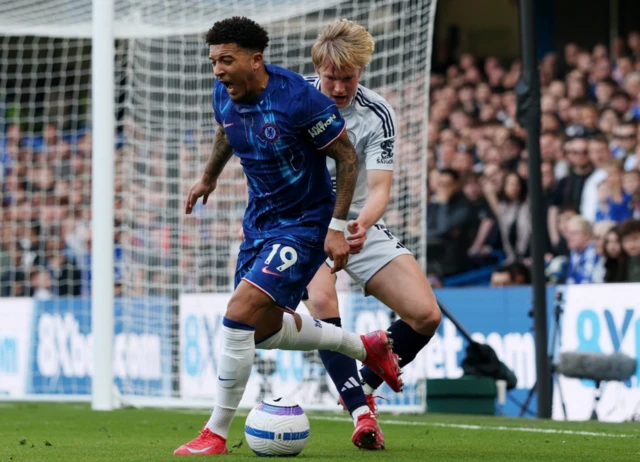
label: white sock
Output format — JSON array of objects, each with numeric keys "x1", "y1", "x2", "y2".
[
  {"x1": 205, "y1": 320, "x2": 255, "y2": 439},
  {"x1": 362, "y1": 382, "x2": 376, "y2": 395},
  {"x1": 206, "y1": 407, "x2": 235, "y2": 439},
  {"x1": 256, "y1": 313, "x2": 366, "y2": 361},
  {"x1": 351, "y1": 405, "x2": 371, "y2": 426}
]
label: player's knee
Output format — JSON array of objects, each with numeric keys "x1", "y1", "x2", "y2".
[
  {"x1": 225, "y1": 298, "x2": 250, "y2": 323},
  {"x1": 306, "y1": 289, "x2": 339, "y2": 319},
  {"x1": 226, "y1": 287, "x2": 271, "y2": 325},
  {"x1": 408, "y1": 301, "x2": 441, "y2": 336}
]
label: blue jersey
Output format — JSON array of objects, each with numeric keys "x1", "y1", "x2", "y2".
[{"x1": 213, "y1": 64, "x2": 346, "y2": 241}]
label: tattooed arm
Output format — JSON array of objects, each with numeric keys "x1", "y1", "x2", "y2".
[
  {"x1": 185, "y1": 127, "x2": 234, "y2": 214},
  {"x1": 321, "y1": 130, "x2": 359, "y2": 272},
  {"x1": 202, "y1": 126, "x2": 234, "y2": 184},
  {"x1": 323, "y1": 130, "x2": 359, "y2": 220}
]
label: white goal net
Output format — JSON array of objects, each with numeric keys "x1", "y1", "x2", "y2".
[{"x1": 0, "y1": 0, "x2": 435, "y2": 411}]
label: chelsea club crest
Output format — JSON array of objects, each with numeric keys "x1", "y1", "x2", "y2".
[{"x1": 260, "y1": 122, "x2": 280, "y2": 143}]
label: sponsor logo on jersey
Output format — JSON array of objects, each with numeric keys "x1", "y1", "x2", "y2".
[
  {"x1": 308, "y1": 114, "x2": 337, "y2": 138},
  {"x1": 376, "y1": 139, "x2": 395, "y2": 164}
]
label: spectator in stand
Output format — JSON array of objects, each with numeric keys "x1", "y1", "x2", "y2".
[
  {"x1": 548, "y1": 136, "x2": 594, "y2": 249},
  {"x1": 490, "y1": 262, "x2": 531, "y2": 287},
  {"x1": 612, "y1": 121, "x2": 638, "y2": 162},
  {"x1": 599, "y1": 107, "x2": 621, "y2": 136},
  {"x1": 425, "y1": 39, "x2": 640, "y2": 281},
  {"x1": 426, "y1": 168, "x2": 475, "y2": 277},
  {"x1": 44, "y1": 236, "x2": 82, "y2": 296},
  {"x1": 595, "y1": 78, "x2": 618, "y2": 108},
  {"x1": 451, "y1": 150, "x2": 475, "y2": 178},
  {"x1": 483, "y1": 172, "x2": 531, "y2": 264},
  {"x1": 592, "y1": 220, "x2": 616, "y2": 283},
  {"x1": 611, "y1": 90, "x2": 634, "y2": 120},
  {"x1": 463, "y1": 172, "x2": 498, "y2": 261},
  {"x1": 622, "y1": 169, "x2": 640, "y2": 218},
  {"x1": 618, "y1": 218, "x2": 640, "y2": 282},
  {"x1": 596, "y1": 158, "x2": 634, "y2": 223},
  {"x1": 30, "y1": 266, "x2": 54, "y2": 300},
  {"x1": 564, "y1": 216, "x2": 599, "y2": 284},
  {"x1": 603, "y1": 226, "x2": 628, "y2": 282},
  {"x1": 540, "y1": 131, "x2": 568, "y2": 179},
  {"x1": 613, "y1": 56, "x2": 634, "y2": 85},
  {"x1": 581, "y1": 134, "x2": 613, "y2": 222}
]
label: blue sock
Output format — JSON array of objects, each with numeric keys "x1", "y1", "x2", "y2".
[
  {"x1": 360, "y1": 319, "x2": 432, "y2": 391},
  {"x1": 318, "y1": 317, "x2": 368, "y2": 414}
]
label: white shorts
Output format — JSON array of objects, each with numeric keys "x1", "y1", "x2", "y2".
[{"x1": 327, "y1": 223, "x2": 412, "y2": 295}]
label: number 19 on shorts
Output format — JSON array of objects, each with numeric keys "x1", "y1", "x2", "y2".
[{"x1": 265, "y1": 244, "x2": 298, "y2": 272}]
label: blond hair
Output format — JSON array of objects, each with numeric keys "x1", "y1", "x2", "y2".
[
  {"x1": 567, "y1": 215, "x2": 593, "y2": 235},
  {"x1": 311, "y1": 19, "x2": 375, "y2": 71},
  {"x1": 592, "y1": 220, "x2": 615, "y2": 238}
]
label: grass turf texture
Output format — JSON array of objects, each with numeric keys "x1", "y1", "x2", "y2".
[{"x1": 1, "y1": 403, "x2": 639, "y2": 461}]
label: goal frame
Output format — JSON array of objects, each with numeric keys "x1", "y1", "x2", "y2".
[{"x1": 0, "y1": 0, "x2": 437, "y2": 414}]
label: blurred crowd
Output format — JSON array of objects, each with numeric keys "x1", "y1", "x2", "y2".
[
  {"x1": 425, "y1": 33, "x2": 640, "y2": 287},
  {"x1": 1, "y1": 124, "x2": 91, "y2": 298},
  {"x1": 0, "y1": 120, "x2": 181, "y2": 298},
  {"x1": 3, "y1": 32, "x2": 640, "y2": 299}
]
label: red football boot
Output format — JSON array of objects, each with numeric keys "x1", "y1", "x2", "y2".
[
  {"x1": 352, "y1": 412, "x2": 385, "y2": 450},
  {"x1": 173, "y1": 428, "x2": 228, "y2": 456},
  {"x1": 360, "y1": 330, "x2": 403, "y2": 392}
]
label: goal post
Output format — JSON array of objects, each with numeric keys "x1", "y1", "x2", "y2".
[
  {"x1": 91, "y1": 0, "x2": 115, "y2": 412},
  {"x1": 0, "y1": 0, "x2": 437, "y2": 413}
]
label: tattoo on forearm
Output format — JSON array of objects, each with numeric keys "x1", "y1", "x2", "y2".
[
  {"x1": 325, "y1": 133, "x2": 358, "y2": 220},
  {"x1": 203, "y1": 127, "x2": 233, "y2": 183}
]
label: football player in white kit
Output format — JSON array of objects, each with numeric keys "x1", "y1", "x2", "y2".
[{"x1": 303, "y1": 19, "x2": 442, "y2": 450}]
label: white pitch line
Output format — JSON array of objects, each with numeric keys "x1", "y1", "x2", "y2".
[{"x1": 310, "y1": 415, "x2": 639, "y2": 439}]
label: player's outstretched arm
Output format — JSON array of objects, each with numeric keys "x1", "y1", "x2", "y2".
[
  {"x1": 322, "y1": 130, "x2": 359, "y2": 272},
  {"x1": 185, "y1": 127, "x2": 234, "y2": 214}
]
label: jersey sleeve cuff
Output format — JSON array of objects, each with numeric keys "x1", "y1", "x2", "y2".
[
  {"x1": 317, "y1": 124, "x2": 346, "y2": 150},
  {"x1": 365, "y1": 164, "x2": 395, "y2": 171}
]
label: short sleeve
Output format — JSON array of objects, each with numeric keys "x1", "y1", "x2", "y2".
[
  {"x1": 363, "y1": 101, "x2": 396, "y2": 171},
  {"x1": 294, "y1": 85, "x2": 346, "y2": 150}
]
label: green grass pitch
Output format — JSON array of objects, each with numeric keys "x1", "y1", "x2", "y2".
[{"x1": 1, "y1": 403, "x2": 639, "y2": 461}]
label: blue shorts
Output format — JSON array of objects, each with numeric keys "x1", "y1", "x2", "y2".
[{"x1": 235, "y1": 235, "x2": 326, "y2": 311}]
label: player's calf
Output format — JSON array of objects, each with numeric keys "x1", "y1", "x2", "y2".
[
  {"x1": 360, "y1": 319, "x2": 433, "y2": 395},
  {"x1": 317, "y1": 317, "x2": 370, "y2": 420},
  {"x1": 403, "y1": 301, "x2": 442, "y2": 337}
]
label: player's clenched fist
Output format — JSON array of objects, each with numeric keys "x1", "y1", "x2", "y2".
[
  {"x1": 185, "y1": 178, "x2": 217, "y2": 214},
  {"x1": 325, "y1": 229, "x2": 350, "y2": 273}
]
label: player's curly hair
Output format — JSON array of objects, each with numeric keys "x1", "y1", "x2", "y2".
[{"x1": 205, "y1": 17, "x2": 269, "y2": 52}]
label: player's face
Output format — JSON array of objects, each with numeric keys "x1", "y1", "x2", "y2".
[
  {"x1": 210, "y1": 44, "x2": 262, "y2": 102},
  {"x1": 315, "y1": 60, "x2": 362, "y2": 108}
]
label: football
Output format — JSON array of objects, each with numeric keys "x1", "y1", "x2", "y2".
[{"x1": 244, "y1": 397, "x2": 310, "y2": 457}]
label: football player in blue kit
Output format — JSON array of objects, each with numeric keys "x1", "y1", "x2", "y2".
[{"x1": 174, "y1": 17, "x2": 402, "y2": 456}]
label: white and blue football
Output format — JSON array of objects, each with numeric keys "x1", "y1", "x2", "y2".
[{"x1": 244, "y1": 397, "x2": 310, "y2": 457}]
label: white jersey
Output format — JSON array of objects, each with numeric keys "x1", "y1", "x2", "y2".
[{"x1": 305, "y1": 77, "x2": 397, "y2": 219}]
